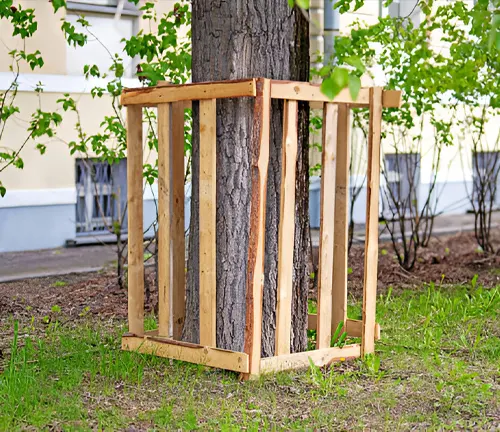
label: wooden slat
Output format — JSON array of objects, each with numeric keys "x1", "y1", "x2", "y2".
[
  {"x1": 157, "y1": 103, "x2": 172, "y2": 337},
  {"x1": 332, "y1": 104, "x2": 350, "y2": 336},
  {"x1": 275, "y1": 100, "x2": 298, "y2": 356},
  {"x1": 307, "y1": 314, "x2": 381, "y2": 340},
  {"x1": 345, "y1": 319, "x2": 381, "y2": 340},
  {"x1": 260, "y1": 344, "x2": 361, "y2": 374},
  {"x1": 122, "y1": 335, "x2": 249, "y2": 373},
  {"x1": 382, "y1": 90, "x2": 402, "y2": 108},
  {"x1": 307, "y1": 90, "x2": 401, "y2": 110},
  {"x1": 199, "y1": 98, "x2": 217, "y2": 347},
  {"x1": 271, "y1": 81, "x2": 370, "y2": 106},
  {"x1": 316, "y1": 103, "x2": 338, "y2": 349},
  {"x1": 172, "y1": 101, "x2": 186, "y2": 339},
  {"x1": 242, "y1": 78, "x2": 271, "y2": 379},
  {"x1": 126, "y1": 105, "x2": 144, "y2": 336},
  {"x1": 121, "y1": 79, "x2": 256, "y2": 106},
  {"x1": 362, "y1": 87, "x2": 383, "y2": 356},
  {"x1": 308, "y1": 313, "x2": 317, "y2": 331}
]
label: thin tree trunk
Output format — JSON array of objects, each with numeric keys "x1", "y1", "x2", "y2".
[{"x1": 183, "y1": 1, "x2": 309, "y2": 356}]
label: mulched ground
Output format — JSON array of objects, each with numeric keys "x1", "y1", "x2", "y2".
[
  {"x1": 1, "y1": 231, "x2": 499, "y2": 326},
  {"x1": 346, "y1": 231, "x2": 500, "y2": 295}
]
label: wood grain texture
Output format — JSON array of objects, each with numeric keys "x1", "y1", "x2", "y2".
[
  {"x1": 260, "y1": 344, "x2": 360, "y2": 374},
  {"x1": 199, "y1": 98, "x2": 217, "y2": 347},
  {"x1": 121, "y1": 79, "x2": 256, "y2": 106},
  {"x1": 242, "y1": 78, "x2": 271, "y2": 379},
  {"x1": 362, "y1": 87, "x2": 383, "y2": 356},
  {"x1": 158, "y1": 103, "x2": 172, "y2": 337},
  {"x1": 126, "y1": 105, "x2": 144, "y2": 336},
  {"x1": 316, "y1": 103, "x2": 338, "y2": 349},
  {"x1": 122, "y1": 335, "x2": 249, "y2": 373},
  {"x1": 307, "y1": 314, "x2": 381, "y2": 340},
  {"x1": 332, "y1": 104, "x2": 350, "y2": 335},
  {"x1": 172, "y1": 101, "x2": 186, "y2": 340},
  {"x1": 275, "y1": 100, "x2": 298, "y2": 356}
]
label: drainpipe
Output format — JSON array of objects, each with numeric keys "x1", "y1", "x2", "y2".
[{"x1": 324, "y1": 0, "x2": 340, "y2": 63}]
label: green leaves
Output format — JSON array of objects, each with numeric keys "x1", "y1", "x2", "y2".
[
  {"x1": 61, "y1": 21, "x2": 87, "y2": 47},
  {"x1": 296, "y1": 0, "x2": 310, "y2": 9},
  {"x1": 320, "y1": 66, "x2": 362, "y2": 101},
  {"x1": 50, "y1": 0, "x2": 67, "y2": 12},
  {"x1": 348, "y1": 74, "x2": 361, "y2": 100}
]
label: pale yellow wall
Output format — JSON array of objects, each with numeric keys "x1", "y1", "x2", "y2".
[
  {"x1": 1, "y1": 91, "x2": 116, "y2": 190},
  {"x1": 1, "y1": 1, "x2": 179, "y2": 193},
  {"x1": 0, "y1": 1, "x2": 67, "y2": 74}
]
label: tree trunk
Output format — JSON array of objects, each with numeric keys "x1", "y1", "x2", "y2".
[{"x1": 183, "y1": 0, "x2": 310, "y2": 356}]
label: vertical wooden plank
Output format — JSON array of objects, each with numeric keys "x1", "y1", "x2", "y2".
[
  {"x1": 275, "y1": 100, "x2": 298, "y2": 356},
  {"x1": 199, "y1": 98, "x2": 217, "y2": 347},
  {"x1": 126, "y1": 105, "x2": 144, "y2": 336},
  {"x1": 316, "y1": 103, "x2": 338, "y2": 349},
  {"x1": 158, "y1": 103, "x2": 172, "y2": 337},
  {"x1": 362, "y1": 88, "x2": 383, "y2": 356},
  {"x1": 242, "y1": 78, "x2": 271, "y2": 379},
  {"x1": 332, "y1": 104, "x2": 350, "y2": 336},
  {"x1": 172, "y1": 101, "x2": 186, "y2": 339}
]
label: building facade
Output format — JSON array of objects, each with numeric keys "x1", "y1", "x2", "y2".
[{"x1": 0, "y1": 0, "x2": 498, "y2": 252}]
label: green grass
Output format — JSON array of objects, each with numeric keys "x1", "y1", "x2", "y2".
[{"x1": 0, "y1": 282, "x2": 499, "y2": 431}]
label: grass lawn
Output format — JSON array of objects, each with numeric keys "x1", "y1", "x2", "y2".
[{"x1": 1, "y1": 281, "x2": 499, "y2": 431}]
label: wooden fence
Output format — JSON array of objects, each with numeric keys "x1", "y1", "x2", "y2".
[{"x1": 120, "y1": 78, "x2": 401, "y2": 379}]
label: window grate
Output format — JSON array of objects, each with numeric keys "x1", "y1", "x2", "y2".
[{"x1": 75, "y1": 158, "x2": 127, "y2": 235}]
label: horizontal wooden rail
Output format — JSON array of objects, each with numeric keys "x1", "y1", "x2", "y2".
[
  {"x1": 122, "y1": 334, "x2": 249, "y2": 373},
  {"x1": 260, "y1": 344, "x2": 360, "y2": 374},
  {"x1": 307, "y1": 314, "x2": 380, "y2": 340},
  {"x1": 271, "y1": 81, "x2": 401, "y2": 108},
  {"x1": 122, "y1": 79, "x2": 401, "y2": 109},
  {"x1": 121, "y1": 79, "x2": 256, "y2": 106}
]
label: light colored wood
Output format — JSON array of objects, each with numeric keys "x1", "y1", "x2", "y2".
[
  {"x1": 122, "y1": 335, "x2": 249, "y2": 373},
  {"x1": 121, "y1": 79, "x2": 256, "y2": 106},
  {"x1": 362, "y1": 87, "x2": 383, "y2": 356},
  {"x1": 307, "y1": 314, "x2": 380, "y2": 340},
  {"x1": 260, "y1": 344, "x2": 361, "y2": 374},
  {"x1": 332, "y1": 104, "x2": 350, "y2": 336},
  {"x1": 345, "y1": 319, "x2": 381, "y2": 340},
  {"x1": 157, "y1": 103, "x2": 172, "y2": 337},
  {"x1": 382, "y1": 90, "x2": 402, "y2": 108},
  {"x1": 305, "y1": 90, "x2": 400, "y2": 110},
  {"x1": 271, "y1": 81, "x2": 370, "y2": 106},
  {"x1": 275, "y1": 100, "x2": 298, "y2": 356},
  {"x1": 316, "y1": 103, "x2": 338, "y2": 349},
  {"x1": 242, "y1": 78, "x2": 271, "y2": 379},
  {"x1": 126, "y1": 105, "x2": 144, "y2": 336},
  {"x1": 199, "y1": 98, "x2": 217, "y2": 347},
  {"x1": 172, "y1": 101, "x2": 186, "y2": 340}
]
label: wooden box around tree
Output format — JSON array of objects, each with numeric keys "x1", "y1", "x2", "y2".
[{"x1": 120, "y1": 78, "x2": 401, "y2": 379}]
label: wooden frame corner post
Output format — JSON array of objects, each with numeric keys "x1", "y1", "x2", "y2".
[
  {"x1": 127, "y1": 105, "x2": 145, "y2": 336},
  {"x1": 243, "y1": 78, "x2": 271, "y2": 379},
  {"x1": 362, "y1": 87, "x2": 383, "y2": 356}
]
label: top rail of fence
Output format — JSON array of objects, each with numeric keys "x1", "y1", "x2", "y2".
[{"x1": 120, "y1": 78, "x2": 401, "y2": 108}]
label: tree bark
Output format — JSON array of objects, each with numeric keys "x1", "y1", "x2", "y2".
[{"x1": 184, "y1": 0, "x2": 310, "y2": 356}]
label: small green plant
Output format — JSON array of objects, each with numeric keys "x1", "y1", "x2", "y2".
[
  {"x1": 52, "y1": 281, "x2": 67, "y2": 287},
  {"x1": 330, "y1": 321, "x2": 348, "y2": 348},
  {"x1": 361, "y1": 353, "x2": 384, "y2": 379}
]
